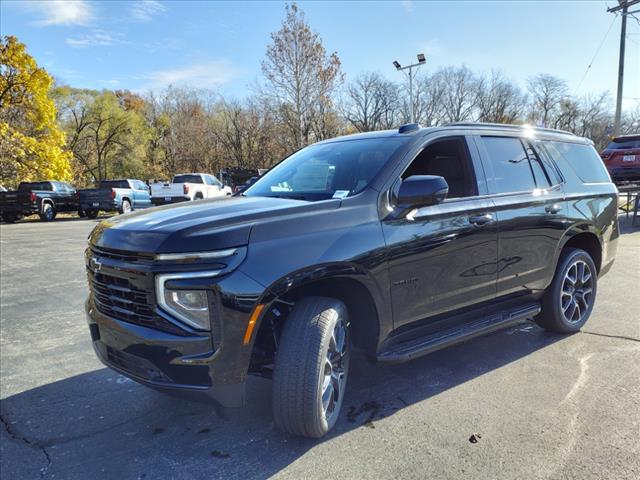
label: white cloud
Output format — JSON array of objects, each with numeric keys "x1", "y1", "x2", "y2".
[
  {"x1": 401, "y1": 1, "x2": 414, "y2": 13},
  {"x1": 65, "y1": 31, "x2": 126, "y2": 48},
  {"x1": 141, "y1": 61, "x2": 241, "y2": 90},
  {"x1": 130, "y1": 0, "x2": 166, "y2": 22},
  {"x1": 28, "y1": 0, "x2": 92, "y2": 26}
]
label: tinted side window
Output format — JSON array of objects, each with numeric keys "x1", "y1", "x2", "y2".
[
  {"x1": 545, "y1": 141, "x2": 611, "y2": 183},
  {"x1": 530, "y1": 140, "x2": 563, "y2": 186},
  {"x1": 524, "y1": 143, "x2": 552, "y2": 188},
  {"x1": 403, "y1": 137, "x2": 478, "y2": 198},
  {"x1": 482, "y1": 136, "x2": 535, "y2": 194}
]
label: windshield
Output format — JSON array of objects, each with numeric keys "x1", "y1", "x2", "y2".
[
  {"x1": 173, "y1": 174, "x2": 204, "y2": 184},
  {"x1": 244, "y1": 138, "x2": 404, "y2": 201}
]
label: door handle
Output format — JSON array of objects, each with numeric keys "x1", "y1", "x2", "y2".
[
  {"x1": 469, "y1": 213, "x2": 493, "y2": 226},
  {"x1": 545, "y1": 204, "x2": 562, "y2": 214}
]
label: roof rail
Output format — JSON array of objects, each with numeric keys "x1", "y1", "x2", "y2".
[{"x1": 444, "y1": 122, "x2": 576, "y2": 136}]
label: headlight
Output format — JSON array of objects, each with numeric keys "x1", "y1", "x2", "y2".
[{"x1": 155, "y1": 271, "x2": 221, "y2": 330}]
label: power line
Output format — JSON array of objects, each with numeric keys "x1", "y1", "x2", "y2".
[{"x1": 576, "y1": 13, "x2": 618, "y2": 93}]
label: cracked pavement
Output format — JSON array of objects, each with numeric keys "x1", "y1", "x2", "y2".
[{"x1": 1, "y1": 216, "x2": 639, "y2": 479}]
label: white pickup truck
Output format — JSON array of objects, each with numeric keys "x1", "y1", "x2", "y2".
[{"x1": 150, "y1": 173, "x2": 232, "y2": 206}]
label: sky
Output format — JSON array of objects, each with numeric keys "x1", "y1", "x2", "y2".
[{"x1": 1, "y1": 0, "x2": 639, "y2": 110}]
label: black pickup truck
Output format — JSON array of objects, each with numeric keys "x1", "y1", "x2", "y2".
[
  {"x1": 85, "y1": 123, "x2": 618, "y2": 438},
  {"x1": 0, "y1": 181, "x2": 79, "y2": 223}
]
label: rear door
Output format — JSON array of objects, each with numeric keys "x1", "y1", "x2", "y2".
[{"x1": 475, "y1": 135, "x2": 567, "y2": 299}]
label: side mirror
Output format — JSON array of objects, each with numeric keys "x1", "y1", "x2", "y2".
[{"x1": 395, "y1": 175, "x2": 449, "y2": 210}]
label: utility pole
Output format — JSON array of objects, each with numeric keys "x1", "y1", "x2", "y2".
[
  {"x1": 393, "y1": 53, "x2": 427, "y2": 124},
  {"x1": 608, "y1": 0, "x2": 640, "y2": 136}
]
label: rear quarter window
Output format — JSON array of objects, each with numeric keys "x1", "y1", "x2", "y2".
[{"x1": 545, "y1": 141, "x2": 611, "y2": 184}]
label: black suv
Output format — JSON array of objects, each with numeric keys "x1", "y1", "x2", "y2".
[{"x1": 85, "y1": 123, "x2": 618, "y2": 438}]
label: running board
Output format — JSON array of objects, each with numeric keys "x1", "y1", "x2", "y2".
[{"x1": 377, "y1": 303, "x2": 541, "y2": 364}]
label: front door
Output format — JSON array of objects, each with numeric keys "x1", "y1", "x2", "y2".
[{"x1": 382, "y1": 135, "x2": 498, "y2": 329}]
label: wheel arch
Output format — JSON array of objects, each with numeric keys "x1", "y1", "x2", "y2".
[
  {"x1": 557, "y1": 225, "x2": 603, "y2": 273},
  {"x1": 249, "y1": 263, "x2": 385, "y2": 363}
]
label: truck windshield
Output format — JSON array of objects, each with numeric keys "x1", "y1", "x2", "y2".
[
  {"x1": 244, "y1": 138, "x2": 405, "y2": 201},
  {"x1": 173, "y1": 175, "x2": 204, "y2": 184},
  {"x1": 99, "y1": 180, "x2": 130, "y2": 189}
]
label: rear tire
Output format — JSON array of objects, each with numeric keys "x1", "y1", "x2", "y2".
[
  {"x1": 39, "y1": 203, "x2": 56, "y2": 222},
  {"x1": 535, "y1": 248, "x2": 598, "y2": 333},
  {"x1": 120, "y1": 199, "x2": 132, "y2": 214},
  {"x1": 86, "y1": 209, "x2": 99, "y2": 219},
  {"x1": 272, "y1": 296, "x2": 350, "y2": 438}
]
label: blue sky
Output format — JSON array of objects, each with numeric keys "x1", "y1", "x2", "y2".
[{"x1": 1, "y1": 0, "x2": 639, "y2": 109}]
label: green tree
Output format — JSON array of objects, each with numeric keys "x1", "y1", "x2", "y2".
[
  {"x1": 0, "y1": 36, "x2": 71, "y2": 187},
  {"x1": 56, "y1": 88, "x2": 150, "y2": 184}
]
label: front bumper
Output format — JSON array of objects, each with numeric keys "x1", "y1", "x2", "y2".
[
  {"x1": 85, "y1": 264, "x2": 266, "y2": 407},
  {"x1": 87, "y1": 299, "x2": 250, "y2": 406}
]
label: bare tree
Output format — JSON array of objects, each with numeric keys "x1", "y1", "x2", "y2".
[
  {"x1": 436, "y1": 66, "x2": 479, "y2": 123},
  {"x1": 261, "y1": 3, "x2": 342, "y2": 147},
  {"x1": 476, "y1": 71, "x2": 527, "y2": 124},
  {"x1": 527, "y1": 74, "x2": 569, "y2": 128},
  {"x1": 343, "y1": 72, "x2": 399, "y2": 132}
]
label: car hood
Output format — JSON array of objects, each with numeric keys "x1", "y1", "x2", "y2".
[{"x1": 89, "y1": 195, "x2": 341, "y2": 253}]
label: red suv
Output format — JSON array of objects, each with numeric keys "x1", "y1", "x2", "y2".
[{"x1": 600, "y1": 134, "x2": 640, "y2": 182}]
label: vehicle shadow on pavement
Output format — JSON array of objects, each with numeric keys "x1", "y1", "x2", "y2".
[{"x1": 0, "y1": 321, "x2": 565, "y2": 480}]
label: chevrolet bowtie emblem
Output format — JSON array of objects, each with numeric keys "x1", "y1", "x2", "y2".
[{"x1": 90, "y1": 257, "x2": 102, "y2": 272}]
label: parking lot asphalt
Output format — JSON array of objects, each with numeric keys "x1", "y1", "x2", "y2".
[{"x1": 1, "y1": 215, "x2": 639, "y2": 480}]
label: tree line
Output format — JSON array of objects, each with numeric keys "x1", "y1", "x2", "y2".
[{"x1": 1, "y1": 3, "x2": 639, "y2": 188}]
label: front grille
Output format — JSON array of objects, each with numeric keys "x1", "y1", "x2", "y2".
[{"x1": 89, "y1": 270, "x2": 188, "y2": 336}]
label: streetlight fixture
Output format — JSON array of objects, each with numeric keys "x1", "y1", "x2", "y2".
[{"x1": 392, "y1": 53, "x2": 427, "y2": 123}]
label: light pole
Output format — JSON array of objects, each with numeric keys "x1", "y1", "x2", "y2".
[{"x1": 393, "y1": 53, "x2": 426, "y2": 124}]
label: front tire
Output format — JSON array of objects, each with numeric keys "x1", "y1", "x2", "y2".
[
  {"x1": 536, "y1": 248, "x2": 598, "y2": 333},
  {"x1": 272, "y1": 297, "x2": 350, "y2": 438},
  {"x1": 39, "y1": 203, "x2": 56, "y2": 222}
]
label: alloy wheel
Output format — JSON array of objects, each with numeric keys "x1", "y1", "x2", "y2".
[
  {"x1": 321, "y1": 319, "x2": 349, "y2": 420},
  {"x1": 560, "y1": 259, "x2": 593, "y2": 324}
]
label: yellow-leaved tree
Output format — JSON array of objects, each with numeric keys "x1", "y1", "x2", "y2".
[{"x1": 0, "y1": 36, "x2": 71, "y2": 187}]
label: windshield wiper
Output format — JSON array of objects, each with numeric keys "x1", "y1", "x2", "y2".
[{"x1": 268, "y1": 193, "x2": 308, "y2": 201}]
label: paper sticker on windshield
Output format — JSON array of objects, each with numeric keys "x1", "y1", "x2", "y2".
[{"x1": 332, "y1": 190, "x2": 350, "y2": 199}]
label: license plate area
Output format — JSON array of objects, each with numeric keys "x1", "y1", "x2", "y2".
[
  {"x1": 623, "y1": 155, "x2": 636, "y2": 162},
  {"x1": 92, "y1": 202, "x2": 99, "y2": 207}
]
